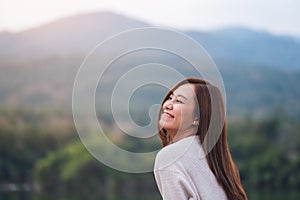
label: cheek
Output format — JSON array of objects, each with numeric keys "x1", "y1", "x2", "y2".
[
  {"x1": 173, "y1": 106, "x2": 184, "y2": 123},
  {"x1": 178, "y1": 105, "x2": 195, "y2": 123},
  {"x1": 174, "y1": 105, "x2": 190, "y2": 116},
  {"x1": 172, "y1": 105, "x2": 182, "y2": 118}
]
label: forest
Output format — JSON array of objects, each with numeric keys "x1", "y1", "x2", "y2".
[{"x1": 0, "y1": 105, "x2": 299, "y2": 199}]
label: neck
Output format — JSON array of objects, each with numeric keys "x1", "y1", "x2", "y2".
[{"x1": 168, "y1": 127, "x2": 197, "y2": 144}]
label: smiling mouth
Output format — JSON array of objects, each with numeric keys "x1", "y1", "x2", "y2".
[{"x1": 163, "y1": 112, "x2": 174, "y2": 118}]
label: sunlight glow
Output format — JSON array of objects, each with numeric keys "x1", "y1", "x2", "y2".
[{"x1": 0, "y1": 0, "x2": 299, "y2": 36}]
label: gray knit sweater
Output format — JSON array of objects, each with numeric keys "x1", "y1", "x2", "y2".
[{"x1": 154, "y1": 135, "x2": 228, "y2": 200}]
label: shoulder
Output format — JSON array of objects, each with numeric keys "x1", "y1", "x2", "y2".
[{"x1": 154, "y1": 135, "x2": 205, "y2": 171}]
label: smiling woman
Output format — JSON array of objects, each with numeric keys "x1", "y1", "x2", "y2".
[
  {"x1": 159, "y1": 84, "x2": 198, "y2": 144},
  {"x1": 154, "y1": 78, "x2": 247, "y2": 200}
]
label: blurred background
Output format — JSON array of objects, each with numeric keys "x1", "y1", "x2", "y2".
[{"x1": 0, "y1": 0, "x2": 299, "y2": 199}]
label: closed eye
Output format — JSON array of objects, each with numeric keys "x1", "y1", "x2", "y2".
[
  {"x1": 167, "y1": 94, "x2": 184, "y2": 104},
  {"x1": 176, "y1": 99, "x2": 183, "y2": 103}
]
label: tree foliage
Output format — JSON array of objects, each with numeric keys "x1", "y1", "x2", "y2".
[{"x1": 0, "y1": 107, "x2": 299, "y2": 198}]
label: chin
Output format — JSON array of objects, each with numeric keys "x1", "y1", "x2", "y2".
[{"x1": 163, "y1": 124, "x2": 177, "y2": 130}]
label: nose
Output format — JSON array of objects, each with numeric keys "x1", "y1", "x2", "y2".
[{"x1": 163, "y1": 99, "x2": 173, "y2": 110}]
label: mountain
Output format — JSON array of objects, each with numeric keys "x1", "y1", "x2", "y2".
[
  {"x1": 186, "y1": 27, "x2": 300, "y2": 70},
  {"x1": 0, "y1": 11, "x2": 150, "y2": 56},
  {"x1": 0, "y1": 11, "x2": 299, "y2": 70},
  {"x1": 1, "y1": 53, "x2": 299, "y2": 119},
  {"x1": 0, "y1": 11, "x2": 300, "y2": 119}
]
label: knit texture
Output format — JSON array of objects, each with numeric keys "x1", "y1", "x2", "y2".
[{"x1": 154, "y1": 135, "x2": 228, "y2": 200}]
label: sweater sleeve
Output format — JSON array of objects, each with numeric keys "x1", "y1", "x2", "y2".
[{"x1": 154, "y1": 169, "x2": 198, "y2": 200}]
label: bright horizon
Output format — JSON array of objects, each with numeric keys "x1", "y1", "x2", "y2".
[{"x1": 0, "y1": 0, "x2": 299, "y2": 37}]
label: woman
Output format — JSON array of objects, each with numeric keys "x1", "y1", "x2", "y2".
[{"x1": 154, "y1": 78, "x2": 247, "y2": 200}]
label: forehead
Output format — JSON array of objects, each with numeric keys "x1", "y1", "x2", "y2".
[{"x1": 172, "y1": 84, "x2": 195, "y2": 99}]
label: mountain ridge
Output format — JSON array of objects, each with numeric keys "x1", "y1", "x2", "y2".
[
  {"x1": 0, "y1": 11, "x2": 299, "y2": 118},
  {"x1": 0, "y1": 11, "x2": 299, "y2": 70}
]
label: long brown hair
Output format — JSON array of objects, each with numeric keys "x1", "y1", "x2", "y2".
[{"x1": 157, "y1": 78, "x2": 247, "y2": 200}]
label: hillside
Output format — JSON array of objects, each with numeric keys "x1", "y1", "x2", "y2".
[
  {"x1": 0, "y1": 11, "x2": 299, "y2": 119},
  {"x1": 0, "y1": 11, "x2": 149, "y2": 56},
  {"x1": 0, "y1": 54, "x2": 299, "y2": 119},
  {"x1": 0, "y1": 12, "x2": 300, "y2": 70},
  {"x1": 186, "y1": 27, "x2": 300, "y2": 70}
]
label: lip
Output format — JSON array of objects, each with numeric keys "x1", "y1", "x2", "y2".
[{"x1": 162, "y1": 111, "x2": 174, "y2": 118}]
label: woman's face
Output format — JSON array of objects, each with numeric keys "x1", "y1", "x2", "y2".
[{"x1": 159, "y1": 84, "x2": 197, "y2": 135}]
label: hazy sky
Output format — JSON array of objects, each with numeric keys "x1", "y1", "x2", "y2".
[{"x1": 0, "y1": 0, "x2": 299, "y2": 36}]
